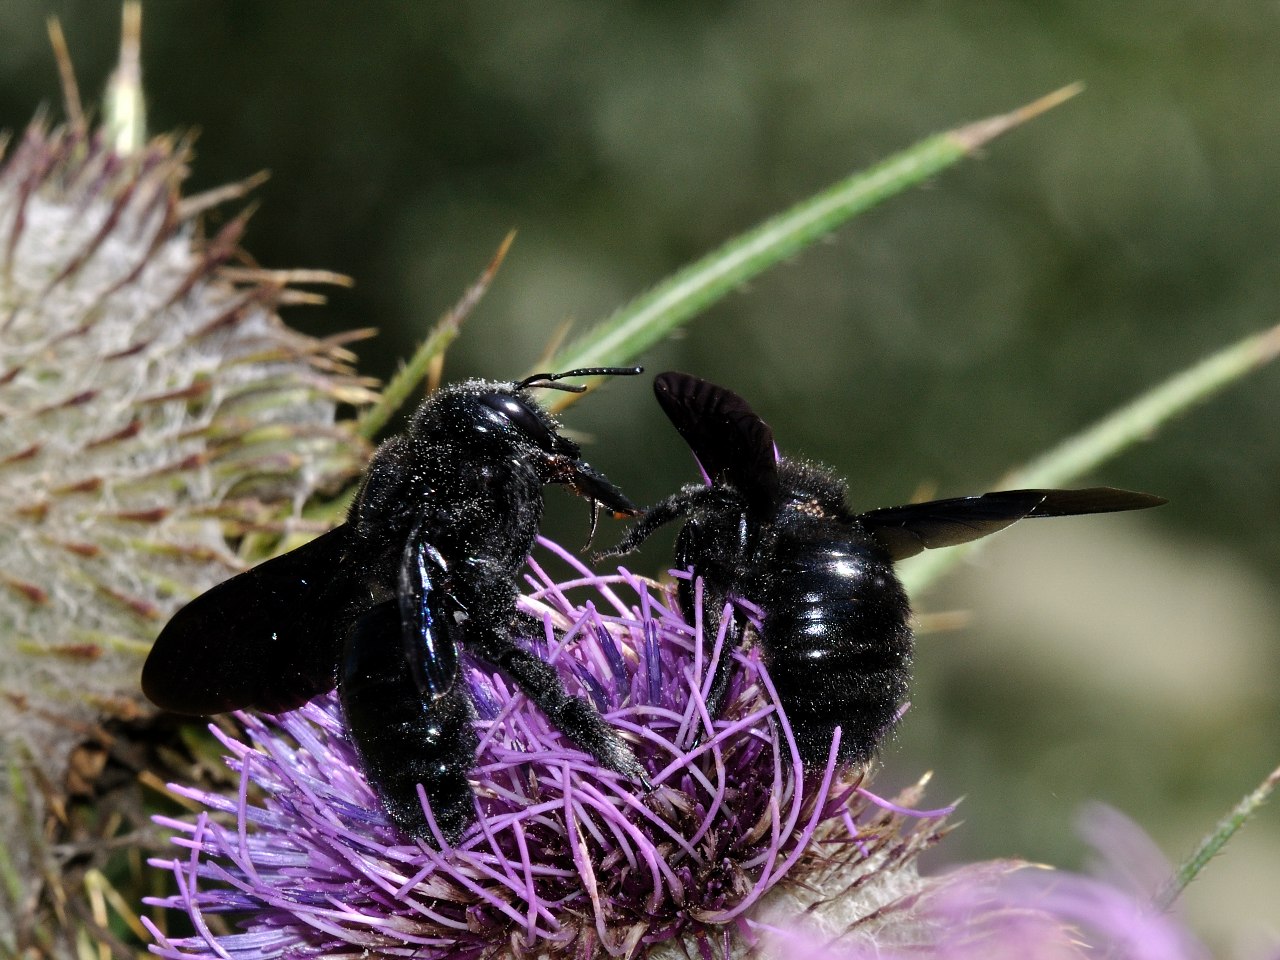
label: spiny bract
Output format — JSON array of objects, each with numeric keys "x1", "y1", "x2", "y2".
[{"x1": 0, "y1": 117, "x2": 374, "y2": 926}]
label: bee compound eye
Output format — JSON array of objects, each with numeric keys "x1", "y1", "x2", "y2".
[{"x1": 479, "y1": 393, "x2": 561, "y2": 453}]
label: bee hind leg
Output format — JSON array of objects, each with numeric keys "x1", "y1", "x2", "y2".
[{"x1": 472, "y1": 625, "x2": 650, "y2": 788}]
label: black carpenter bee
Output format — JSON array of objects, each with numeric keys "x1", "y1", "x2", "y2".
[
  {"x1": 605, "y1": 372, "x2": 1166, "y2": 768},
  {"x1": 142, "y1": 367, "x2": 648, "y2": 843}
]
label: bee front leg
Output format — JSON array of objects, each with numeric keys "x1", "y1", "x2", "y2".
[{"x1": 593, "y1": 484, "x2": 720, "y2": 561}]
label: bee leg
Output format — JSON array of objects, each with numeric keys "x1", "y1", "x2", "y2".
[
  {"x1": 593, "y1": 485, "x2": 717, "y2": 561},
  {"x1": 471, "y1": 626, "x2": 649, "y2": 787}
]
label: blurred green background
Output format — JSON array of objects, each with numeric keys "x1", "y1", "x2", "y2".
[{"x1": 2, "y1": 2, "x2": 1277, "y2": 951}]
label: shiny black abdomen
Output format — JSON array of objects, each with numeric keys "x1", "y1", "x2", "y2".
[{"x1": 746, "y1": 519, "x2": 912, "y2": 767}]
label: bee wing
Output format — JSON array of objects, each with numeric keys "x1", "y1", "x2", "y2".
[
  {"x1": 398, "y1": 535, "x2": 461, "y2": 698},
  {"x1": 339, "y1": 600, "x2": 477, "y2": 844},
  {"x1": 654, "y1": 371, "x2": 780, "y2": 507},
  {"x1": 142, "y1": 524, "x2": 365, "y2": 715},
  {"x1": 862, "y1": 487, "x2": 1166, "y2": 561}
]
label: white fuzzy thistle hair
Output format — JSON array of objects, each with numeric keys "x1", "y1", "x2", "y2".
[{"x1": 0, "y1": 12, "x2": 375, "y2": 936}]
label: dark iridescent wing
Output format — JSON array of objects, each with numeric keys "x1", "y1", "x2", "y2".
[
  {"x1": 142, "y1": 524, "x2": 365, "y2": 715},
  {"x1": 398, "y1": 534, "x2": 460, "y2": 698},
  {"x1": 653, "y1": 372, "x2": 780, "y2": 508},
  {"x1": 340, "y1": 600, "x2": 477, "y2": 844},
  {"x1": 862, "y1": 487, "x2": 1167, "y2": 561}
]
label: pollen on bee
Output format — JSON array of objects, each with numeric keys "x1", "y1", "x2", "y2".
[{"x1": 791, "y1": 498, "x2": 830, "y2": 518}]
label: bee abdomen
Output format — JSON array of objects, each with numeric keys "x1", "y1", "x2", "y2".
[{"x1": 752, "y1": 535, "x2": 912, "y2": 768}]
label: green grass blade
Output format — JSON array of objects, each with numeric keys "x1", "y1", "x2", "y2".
[
  {"x1": 900, "y1": 320, "x2": 1280, "y2": 595},
  {"x1": 356, "y1": 323, "x2": 459, "y2": 442},
  {"x1": 1156, "y1": 762, "x2": 1280, "y2": 909},
  {"x1": 544, "y1": 85, "x2": 1082, "y2": 378}
]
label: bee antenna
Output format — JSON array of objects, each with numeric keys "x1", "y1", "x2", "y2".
[{"x1": 516, "y1": 366, "x2": 644, "y2": 392}]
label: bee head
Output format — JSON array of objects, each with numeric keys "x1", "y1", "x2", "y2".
[{"x1": 415, "y1": 367, "x2": 643, "y2": 518}]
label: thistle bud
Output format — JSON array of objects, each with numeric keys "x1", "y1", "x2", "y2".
[{"x1": 0, "y1": 103, "x2": 373, "y2": 936}]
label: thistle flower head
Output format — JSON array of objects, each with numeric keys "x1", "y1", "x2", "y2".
[
  {"x1": 761, "y1": 808, "x2": 1212, "y2": 960},
  {"x1": 144, "y1": 541, "x2": 954, "y2": 959},
  {"x1": 0, "y1": 118, "x2": 372, "y2": 741},
  {"x1": 0, "y1": 113, "x2": 374, "y2": 932},
  {"x1": 145, "y1": 543, "x2": 1224, "y2": 960}
]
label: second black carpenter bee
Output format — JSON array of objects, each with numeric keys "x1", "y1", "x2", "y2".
[
  {"x1": 605, "y1": 372, "x2": 1166, "y2": 768},
  {"x1": 142, "y1": 367, "x2": 647, "y2": 843}
]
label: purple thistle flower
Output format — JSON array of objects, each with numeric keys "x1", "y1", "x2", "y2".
[
  {"x1": 143, "y1": 539, "x2": 955, "y2": 959},
  {"x1": 757, "y1": 807, "x2": 1214, "y2": 960}
]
